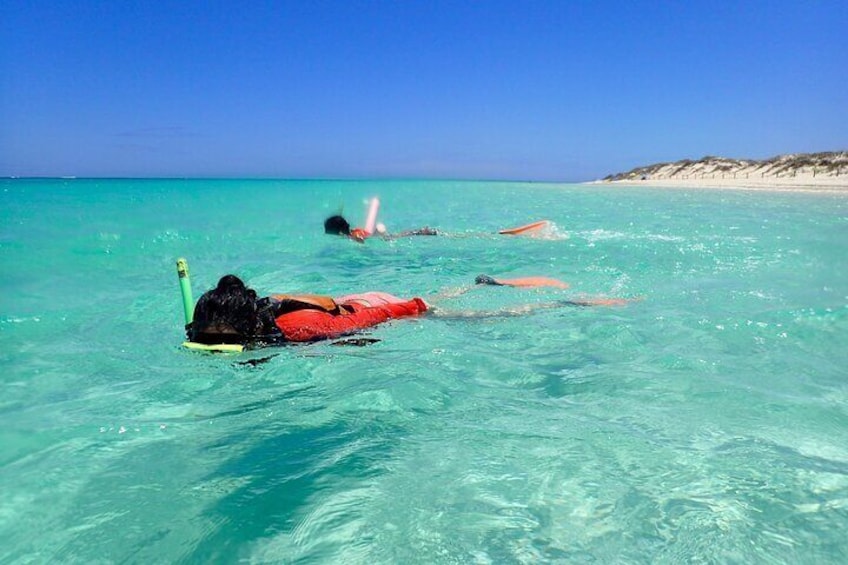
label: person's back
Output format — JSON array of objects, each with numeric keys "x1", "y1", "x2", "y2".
[{"x1": 324, "y1": 213, "x2": 438, "y2": 240}]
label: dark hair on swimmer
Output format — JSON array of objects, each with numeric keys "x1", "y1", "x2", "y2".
[
  {"x1": 324, "y1": 215, "x2": 351, "y2": 236},
  {"x1": 189, "y1": 275, "x2": 259, "y2": 344}
]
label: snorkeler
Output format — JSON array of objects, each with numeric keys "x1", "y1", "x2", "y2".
[
  {"x1": 324, "y1": 214, "x2": 551, "y2": 243},
  {"x1": 187, "y1": 274, "x2": 631, "y2": 347},
  {"x1": 324, "y1": 214, "x2": 438, "y2": 242}
]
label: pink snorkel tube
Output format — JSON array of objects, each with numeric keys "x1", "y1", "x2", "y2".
[
  {"x1": 364, "y1": 197, "x2": 380, "y2": 235},
  {"x1": 350, "y1": 197, "x2": 380, "y2": 242}
]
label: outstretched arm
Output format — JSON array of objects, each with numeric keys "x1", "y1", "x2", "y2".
[{"x1": 379, "y1": 226, "x2": 439, "y2": 240}]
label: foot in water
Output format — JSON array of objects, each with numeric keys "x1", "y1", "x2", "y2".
[{"x1": 475, "y1": 274, "x2": 503, "y2": 286}]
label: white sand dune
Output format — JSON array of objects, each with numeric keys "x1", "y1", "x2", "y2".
[{"x1": 589, "y1": 152, "x2": 848, "y2": 193}]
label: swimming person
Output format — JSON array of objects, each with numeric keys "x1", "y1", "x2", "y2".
[
  {"x1": 324, "y1": 214, "x2": 552, "y2": 242},
  {"x1": 187, "y1": 274, "x2": 632, "y2": 347},
  {"x1": 324, "y1": 214, "x2": 438, "y2": 242}
]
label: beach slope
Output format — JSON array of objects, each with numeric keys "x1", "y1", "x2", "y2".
[{"x1": 591, "y1": 151, "x2": 848, "y2": 192}]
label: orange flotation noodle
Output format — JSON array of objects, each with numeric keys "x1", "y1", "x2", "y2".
[
  {"x1": 498, "y1": 220, "x2": 551, "y2": 236},
  {"x1": 364, "y1": 197, "x2": 380, "y2": 235}
]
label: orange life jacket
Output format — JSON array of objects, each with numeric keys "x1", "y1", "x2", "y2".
[{"x1": 274, "y1": 298, "x2": 428, "y2": 342}]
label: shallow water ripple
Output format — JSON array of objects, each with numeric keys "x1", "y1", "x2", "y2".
[{"x1": 1, "y1": 179, "x2": 847, "y2": 562}]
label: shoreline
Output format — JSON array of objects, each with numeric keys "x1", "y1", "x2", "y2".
[
  {"x1": 591, "y1": 151, "x2": 848, "y2": 194},
  {"x1": 585, "y1": 175, "x2": 848, "y2": 194}
]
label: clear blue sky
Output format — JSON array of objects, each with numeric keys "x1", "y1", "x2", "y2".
[{"x1": 1, "y1": 0, "x2": 846, "y2": 181}]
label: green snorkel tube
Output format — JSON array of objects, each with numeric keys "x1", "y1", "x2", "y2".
[{"x1": 176, "y1": 258, "x2": 194, "y2": 329}]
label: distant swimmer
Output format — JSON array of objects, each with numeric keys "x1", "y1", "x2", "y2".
[
  {"x1": 324, "y1": 213, "x2": 438, "y2": 242},
  {"x1": 323, "y1": 197, "x2": 427, "y2": 242},
  {"x1": 324, "y1": 214, "x2": 556, "y2": 243}
]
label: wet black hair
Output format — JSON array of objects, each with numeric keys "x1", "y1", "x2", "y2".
[
  {"x1": 324, "y1": 214, "x2": 351, "y2": 236},
  {"x1": 189, "y1": 275, "x2": 260, "y2": 344}
]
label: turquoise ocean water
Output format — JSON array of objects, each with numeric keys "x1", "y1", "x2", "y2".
[{"x1": 1, "y1": 178, "x2": 847, "y2": 563}]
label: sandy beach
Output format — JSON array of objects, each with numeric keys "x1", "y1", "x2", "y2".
[
  {"x1": 588, "y1": 152, "x2": 848, "y2": 193},
  {"x1": 589, "y1": 174, "x2": 848, "y2": 193}
]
